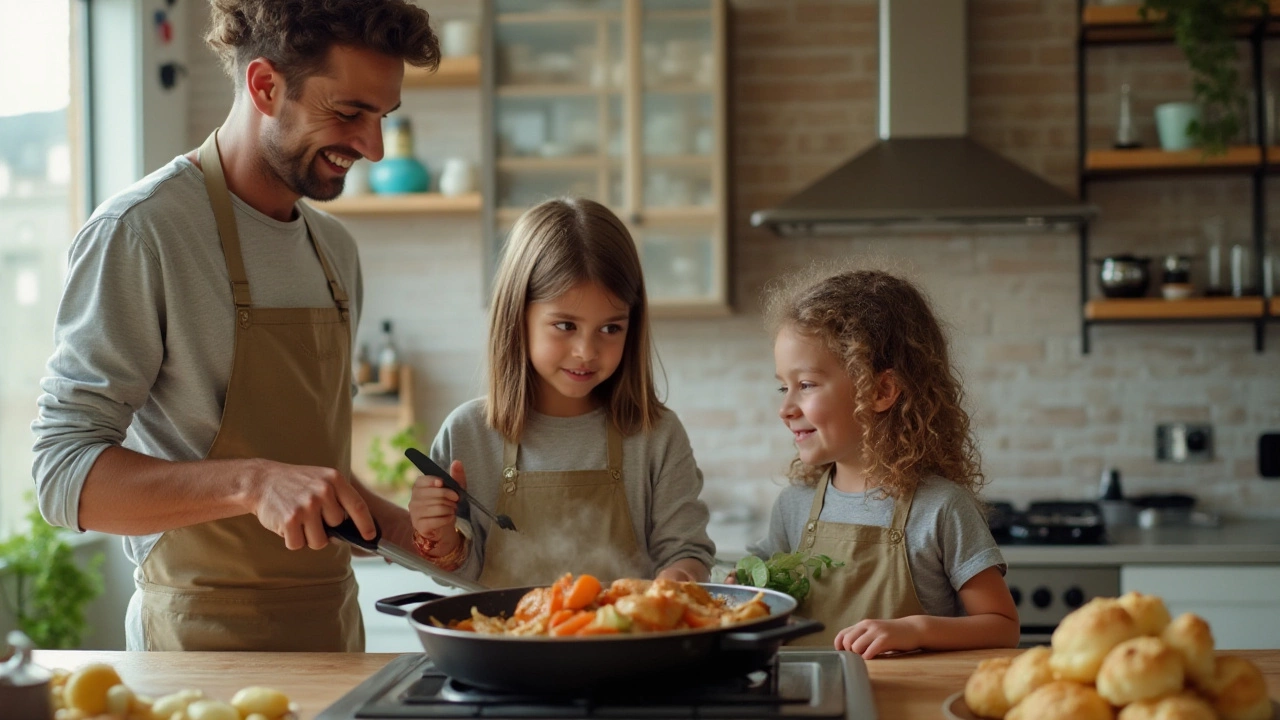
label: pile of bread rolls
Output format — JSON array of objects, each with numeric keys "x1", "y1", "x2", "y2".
[{"x1": 964, "y1": 592, "x2": 1274, "y2": 720}]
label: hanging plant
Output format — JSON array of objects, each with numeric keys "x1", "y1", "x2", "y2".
[{"x1": 1140, "y1": 0, "x2": 1269, "y2": 154}]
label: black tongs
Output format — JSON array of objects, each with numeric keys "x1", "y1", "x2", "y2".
[{"x1": 405, "y1": 448, "x2": 518, "y2": 532}]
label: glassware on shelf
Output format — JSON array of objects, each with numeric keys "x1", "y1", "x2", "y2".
[
  {"x1": 1114, "y1": 83, "x2": 1140, "y2": 149},
  {"x1": 1230, "y1": 243, "x2": 1256, "y2": 297},
  {"x1": 369, "y1": 118, "x2": 429, "y2": 194},
  {"x1": 1202, "y1": 217, "x2": 1227, "y2": 296},
  {"x1": 377, "y1": 320, "x2": 401, "y2": 394}
]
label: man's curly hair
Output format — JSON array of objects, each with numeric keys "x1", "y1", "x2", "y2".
[
  {"x1": 205, "y1": 0, "x2": 439, "y2": 97},
  {"x1": 764, "y1": 266, "x2": 985, "y2": 499}
]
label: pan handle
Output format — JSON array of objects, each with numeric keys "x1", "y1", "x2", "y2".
[
  {"x1": 374, "y1": 591, "x2": 447, "y2": 617},
  {"x1": 718, "y1": 618, "x2": 825, "y2": 650}
]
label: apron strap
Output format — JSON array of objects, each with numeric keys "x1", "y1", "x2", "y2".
[
  {"x1": 605, "y1": 423, "x2": 623, "y2": 477},
  {"x1": 888, "y1": 482, "x2": 916, "y2": 536},
  {"x1": 802, "y1": 469, "x2": 831, "y2": 540},
  {"x1": 306, "y1": 221, "x2": 350, "y2": 310},
  {"x1": 198, "y1": 130, "x2": 253, "y2": 308}
]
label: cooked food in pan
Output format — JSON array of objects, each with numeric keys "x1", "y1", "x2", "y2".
[{"x1": 432, "y1": 574, "x2": 771, "y2": 637}]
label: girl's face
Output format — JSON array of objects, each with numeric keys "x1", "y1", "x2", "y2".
[
  {"x1": 774, "y1": 326, "x2": 864, "y2": 473},
  {"x1": 526, "y1": 281, "x2": 630, "y2": 417}
]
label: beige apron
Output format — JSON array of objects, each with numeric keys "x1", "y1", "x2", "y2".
[
  {"x1": 789, "y1": 473, "x2": 926, "y2": 647},
  {"x1": 478, "y1": 423, "x2": 650, "y2": 587},
  {"x1": 135, "y1": 130, "x2": 363, "y2": 651}
]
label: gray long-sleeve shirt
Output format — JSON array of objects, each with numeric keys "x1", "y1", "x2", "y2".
[
  {"x1": 430, "y1": 398, "x2": 717, "y2": 581},
  {"x1": 31, "y1": 155, "x2": 363, "y2": 572}
]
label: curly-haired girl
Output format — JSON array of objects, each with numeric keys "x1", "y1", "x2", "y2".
[{"x1": 746, "y1": 267, "x2": 1018, "y2": 657}]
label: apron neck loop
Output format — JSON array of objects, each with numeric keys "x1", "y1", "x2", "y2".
[
  {"x1": 606, "y1": 423, "x2": 623, "y2": 474},
  {"x1": 197, "y1": 128, "x2": 349, "y2": 313},
  {"x1": 502, "y1": 435, "x2": 518, "y2": 472},
  {"x1": 198, "y1": 129, "x2": 253, "y2": 309},
  {"x1": 888, "y1": 482, "x2": 917, "y2": 530}
]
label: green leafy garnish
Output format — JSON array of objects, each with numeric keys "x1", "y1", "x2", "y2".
[{"x1": 735, "y1": 551, "x2": 843, "y2": 602}]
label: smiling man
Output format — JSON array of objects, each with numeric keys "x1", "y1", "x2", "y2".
[{"x1": 31, "y1": 0, "x2": 438, "y2": 651}]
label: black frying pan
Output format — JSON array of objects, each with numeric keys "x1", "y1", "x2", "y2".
[{"x1": 376, "y1": 584, "x2": 822, "y2": 693}]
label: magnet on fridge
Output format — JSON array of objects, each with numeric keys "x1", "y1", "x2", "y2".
[
  {"x1": 154, "y1": 10, "x2": 173, "y2": 44},
  {"x1": 159, "y1": 62, "x2": 186, "y2": 90}
]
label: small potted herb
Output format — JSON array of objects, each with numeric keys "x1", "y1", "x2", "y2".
[{"x1": 0, "y1": 503, "x2": 103, "y2": 649}]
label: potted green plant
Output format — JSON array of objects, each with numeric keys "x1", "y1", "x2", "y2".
[
  {"x1": 0, "y1": 503, "x2": 103, "y2": 649},
  {"x1": 1140, "y1": 0, "x2": 1270, "y2": 154},
  {"x1": 366, "y1": 424, "x2": 425, "y2": 503}
]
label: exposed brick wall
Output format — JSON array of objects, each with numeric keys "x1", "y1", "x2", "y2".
[{"x1": 184, "y1": 1, "x2": 1280, "y2": 544}]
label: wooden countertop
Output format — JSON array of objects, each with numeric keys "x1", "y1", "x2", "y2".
[{"x1": 32, "y1": 649, "x2": 1280, "y2": 719}]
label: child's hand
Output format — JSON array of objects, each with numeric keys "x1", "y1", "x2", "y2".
[
  {"x1": 407, "y1": 459, "x2": 467, "y2": 538},
  {"x1": 833, "y1": 617, "x2": 923, "y2": 659}
]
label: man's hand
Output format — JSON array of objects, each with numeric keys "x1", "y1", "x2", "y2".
[
  {"x1": 407, "y1": 459, "x2": 466, "y2": 556},
  {"x1": 246, "y1": 459, "x2": 376, "y2": 550},
  {"x1": 833, "y1": 616, "x2": 924, "y2": 659}
]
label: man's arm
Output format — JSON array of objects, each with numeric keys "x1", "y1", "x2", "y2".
[{"x1": 77, "y1": 446, "x2": 377, "y2": 550}]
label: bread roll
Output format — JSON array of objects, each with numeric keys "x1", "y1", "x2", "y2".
[
  {"x1": 1003, "y1": 646, "x2": 1055, "y2": 707},
  {"x1": 964, "y1": 657, "x2": 1012, "y2": 719},
  {"x1": 1006, "y1": 681, "x2": 1114, "y2": 720},
  {"x1": 1202, "y1": 655, "x2": 1273, "y2": 720},
  {"x1": 1161, "y1": 613, "x2": 1215, "y2": 688},
  {"x1": 1116, "y1": 691, "x2": 1217, "y2": 720},
  {"x1": 1117, "y1": 591, "x2": 1172, "y2": 636},
  {"x1": 1096, "y1": 636, "x2": 1185, "y2": 706},
  {"x1": 1050, "y1": 597, "x2": 1141, "y2": 683}
]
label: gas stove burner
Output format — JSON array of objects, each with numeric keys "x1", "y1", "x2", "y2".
[{"x1": 317, "y1": 651, "x2": 878, "y2": 720}]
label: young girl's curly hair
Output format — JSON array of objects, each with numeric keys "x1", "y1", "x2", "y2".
[{"x1": 764, "y1": 267, "x2": 984, "y2": 498}]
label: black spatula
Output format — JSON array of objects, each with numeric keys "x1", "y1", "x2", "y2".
[{"x1": 405, "y1": 448, "x2": 518, "y2": 532}]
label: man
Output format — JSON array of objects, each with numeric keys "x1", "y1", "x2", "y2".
[{"x1": 32, "y1": 0, "x2": 444, "y2": 651}]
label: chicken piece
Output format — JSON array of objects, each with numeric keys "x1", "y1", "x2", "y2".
[
  {"x1": 614, "y1": 593, "x2": 686, "y2": 631},
  {"x1": 720, "y1": 593, "x2": 770, "y2": 625},
  {"x1": 514, "y1": 587, "x2": 553, "y2": 621},
  {"x1": 602, "y1": 578, "x2": 652, "y2": 604},
  {"x1": 468, "y1": 607, "x2": 509, "y2": 634}
]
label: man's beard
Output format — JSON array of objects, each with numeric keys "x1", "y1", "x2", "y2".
[{"x1": 260, "y1": 108, "x2": 345, "y2": 201}]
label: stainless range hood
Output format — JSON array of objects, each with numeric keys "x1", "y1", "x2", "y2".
[{"x1": 751, "y1": 0, "x2": 1096, "y2": 235}]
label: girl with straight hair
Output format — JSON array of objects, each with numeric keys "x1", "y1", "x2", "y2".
[{"x1": 407, "y1": 198, "x2": 714, "y2": 586}]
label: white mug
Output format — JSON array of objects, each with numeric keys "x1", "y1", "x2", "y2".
[
  {"x1": 440, "y1": 19, "x2": 479, "y2": 58},
  {"x1": 438, "y1": 158, "x2": 475, "y2": 197}
]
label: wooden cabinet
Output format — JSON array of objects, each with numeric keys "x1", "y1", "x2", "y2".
[
  {"x1": 485, "y1": 0, "x2": 730, "y2": 315},
  {"x1": 1121, "y1": 564, "x2": 1280, "y2": 649},
  {"x1": 1076, "y1": 3, "x2": 1279, "y2": 353}
]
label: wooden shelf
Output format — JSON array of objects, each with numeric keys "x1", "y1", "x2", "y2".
[
  {"x1": 1084, "y1": 146, "x2": 1262, "y2": 175},
  {"x1": 650, "y1": 297, "x2": 733, "y2": 318},
  {"x1": 638, "y1": 206, "x2": 718, "y2": 222},
  {"x1": 1271, "y1": 297, "x2": 1280, "y2": 317},
  {"x1": 1081, "y1": 2, "x2": 1280, "y2": 43},
  {"x1": 497, "y1": 10, "x2": 620, "y2": 24},
  {"x1": 644, "y1": 83, "x2": 713, "y2": 95},
  {"x1": 311, "y1": 192, "x2": 481, "y2": 216},
  {"x1": 1085, "y1": 297, "x2": 1265, "y2": 321},
  {"x1": 404, "y1": 55, "x2": 480, "y2": 89},
  {"x1": 497, "y1": 84, "x2": 616, "y2": 97},
  {"x1": 498, "y1": 156, "x2": 607, "y2": 171},
  {"x1": 645, "y1": 154, "x2": 714, "y2": 167}
]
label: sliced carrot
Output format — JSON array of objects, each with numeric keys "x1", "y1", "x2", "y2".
[
  {"x1": 564, "y1": 574, "x2": 603, "y2": 610},
  {"x1": 455, "y1": 619, "x2": 475, "y2": 631},
  {"x1": 575, "y1": 625, "x2": 620, "y2": 636},
  {"x1": 549, "y1": 609, "x2": 576, "y2": 628},
  {"x1": 549, "y1": 582, "x2": 565, "y2": 614},
  {"x1": 549, "y1": 611, "x2": 594, "y2": 636}
]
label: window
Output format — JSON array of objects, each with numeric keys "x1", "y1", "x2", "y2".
[{"x1": 0, "y1": 0, "x2": 86, "y2": 534}]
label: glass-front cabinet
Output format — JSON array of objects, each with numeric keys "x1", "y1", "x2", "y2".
[{"x1": 485, "y1": 0, "x2": 728, "y2": 314}]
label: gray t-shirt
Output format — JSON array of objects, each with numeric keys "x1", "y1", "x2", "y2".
[
  {"x1": 31, "y1": 155, "x2": 363, "y2": 574},
  {"x1": 747, "y1": 475, "x2": 1006, "y2": 618},
  {"x1": 430, "y1": 398, "x2": 716, "y2": 580}
]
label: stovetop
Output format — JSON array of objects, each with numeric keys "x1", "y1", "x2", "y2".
[
  {"x1": 317, "y1": 650, "x2": 878, "y2": 720},
  {"x1": 989, "y1": 500, "x2": 1108, "y2": 546}
]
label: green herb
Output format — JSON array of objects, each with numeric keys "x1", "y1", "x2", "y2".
[
  {"x1": 0, "y1": 501, "x2": 103, "y2": 648},
  {"x1": 735, "y1": 550, "x2": 843, "y2": 602},
  {"x1": 1140, "y1": 0, "x2": 1269, "y2": 155},
  {"x1": 367, "y1": 424, "x2": 424, "y2": 494}
]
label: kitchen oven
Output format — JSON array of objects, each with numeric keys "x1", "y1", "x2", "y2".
[
  {"x1": 316, "y1": 649, "x2": 879, "y2": 719},
  {"x1": 990, "y1": 500, "x2": 1121, "y2": 647}
]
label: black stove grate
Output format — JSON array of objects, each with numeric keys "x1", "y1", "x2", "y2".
[{"x1": 336, "y1": 652, "x2": 856, "y2": 720}]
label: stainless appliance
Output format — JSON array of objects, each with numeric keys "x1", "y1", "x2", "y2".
[
  {"x1": 988, "y1": 500, "x2": 1119, "y2": 647},
  {"x1": 316, "y1": 649, "x2": 879, "y2": 720},
  {"x1": 1004, "y1": 565, "x2": 1120, "y2": 648}
]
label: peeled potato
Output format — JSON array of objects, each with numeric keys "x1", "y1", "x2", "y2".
[
  {"x1": 186, "y1": 699, "x2": 240, "y2": 720},
  {"x1": 63, "y1": 663, "x2": 123, "y2": 715},
  {"x1": 231, "y1": 686, "x2": 291, "y2": 718}
]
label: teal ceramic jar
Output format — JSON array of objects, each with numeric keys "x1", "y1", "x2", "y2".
[{"x1": 370, "y1": 117, "x2": 430, "y2": 194}]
